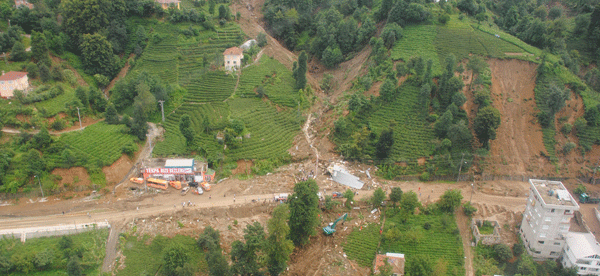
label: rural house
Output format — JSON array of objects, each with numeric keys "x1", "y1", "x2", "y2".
[
  {"x1": 373, "y1": 253, "x2": 405, "y2": 276},
  {"x1": 14, "y1": 0, "x2": 33, "y2": 9},
  {"x1": 155, "y1": 0, "x2": 180, "y2": 9},
  {"x1": 0, "y1": 71, "x2": 28, "y2": 98},
  {"x1": 223, "y1": 46, "x2": 244, "y2": 71}
]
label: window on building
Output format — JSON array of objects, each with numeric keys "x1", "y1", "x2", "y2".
[
  {"x1": 565, "y1": 210, "x2": 571, "y2": 214},
  {"x1": 554, "y1": 242, "x2": 561, "y2": 246},
  {"x1": 581, "y1": 266, "x2": 587, "y2": 270},
  {"x1": 542, "y1": 225, "x2": 549, "y2": 230},
  {"x1": 551, "y1": 209, "x2": 555, "y2": 213},
  {"x1": 233, "y1": 61, "x2": 236, "y2": 64},
  {"x1": 550, "y1": 251, "x2": 559, "y2": 256},
  {"x1": 544, "y1": 217, "x2": 551, "y2": 222},
  {"x1": 540, "y1": 233, "x2": 547, "y2": 238},
  {"x1": 538, "y1": 241, "x2": 545, "y2": 244},
  {"x1": 227, "y1": 61, "x2": 230, "y2": 64}
]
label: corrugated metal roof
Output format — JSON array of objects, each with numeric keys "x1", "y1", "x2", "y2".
[
  {"x1": 330, "y1": 165, "x2": 364, "y2": 189},
  {"x1": 566, "y1": 232, "x2": 600, "y2": 259},
  {"x1": 165, "y1": 159, "x2": 194, "y2": 168}
]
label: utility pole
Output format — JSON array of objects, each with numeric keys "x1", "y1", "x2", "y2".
[
  {"x1": 457, "y1": 153, "x2": 465, "y2": 182},
  {"x1": 158, "y1": 100, "x2": 165, "y2": 122},
  {"x1": 35, "y1": 175, "x2": 44, "y2": 198},
  {"x1": 76, "y1": 107, "x2": 82, "y2": 129},
  {"x1": 470, "y1": 183, "x2": 474, "y2": 203}
]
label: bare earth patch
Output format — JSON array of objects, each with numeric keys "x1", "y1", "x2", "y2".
[
  {"x1": 103, "y1": 154, "x2": 136, "y2": 187},
  {"x1": 51, "y1": 167, "x2": 92, "y2": 190},
  {"x1": 487, "y1": 59, "x2": 549, "y2": 175}
]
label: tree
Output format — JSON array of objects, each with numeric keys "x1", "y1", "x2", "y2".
[
  {"x1": 371, "y1": 187, "x2": 386, "y2": 208},
  {"x1": 473, "y1": 106, "x2": 501, "y2": 149},
  {"x1": 389, "y1": 187, "x2": 403, "y2": 207},
  {"x1": 321, "y1": 45, "x2": 343, "y2": 68},
  {"x1": 163, "y1": 243, "x2": 189, "y2": 276},
  {"x1": 231, "y1": 222, "x2": 265, "y2": 275},
  {"x1": 33, "y1": 127, "x2": 52, "y2": 149},
  {"x1": 208, "y1": 0, "x2": 216, "y2": 15},
  {"x1": 133, "y1": 83, "x2": 157, "y2": 117},
  {"x1": 288, "y1": 179, "x2": 320, "y2": 246},
  {"x1": 381, "y1": 23, "x2": 402, "y2": 49},
  {"x1": 104, "y1": 103, "x2": 119, "y2": 124},
  {"x1": 257, "y1": 32, "x2": 267, "y2": 47},
  {"x1": 265, "y1": 204, "x2": 294, "y2": 276},
  {"x1": 343, "y1": 189, "x2": 354, "y2": 209},
  {"x1": 61, "y1": 0, "x2": 123, "y2": 41},
  {"x1": 493, "y1": 244, "x2": 513, "y2": 263},
  {"x1": 218, "y1": 5, "x2": 229, "y2": 19},
  {"x1": 400, "y1": 191, "x2": 420, "y2": 214},
  {"x1": 179, "y1": 114, "x2": 194, "y2": 146},
  {"x1": 376, "y1": 128, "x2": 394, "y2": 160},
  {"x1": 75, "y1": 86, "x2": 88, "y2": 106},
  {"x1": 434, "y1": 110, "x2": 453, "y2": 139},
  {"x1": 379, "y1": 79, "x2": 397, "y2": 103},
  {"x1": 516, "y1": 254, "x2": 537, "y2": 276},
  {"x1": 405, "y1": 255, "x2": 433, "y2": 276},
  {"x1": 293, "y1": 51, "x2": 307, "y2": 89},
  {"x1": 438, "y1": 189, "x2": 463, "y2": 213},
  {"x1": 447, "y1": 120, "x2": 472, "y2": 148},
  {"x1": 27, "y1": 149, "x2": 46, "y2": 177},
  {"x1": 198, "y1": 226, "x2": 221, "y2": 252},
  {"x1": 10, "y1": 41, "x2": 27, "y2": 61},
  {"x1": 67, "y1": 256, "x2": 82, "y2": 276},
  {"x1": 39, "y1": 64, "x2": 51, "y2": 83},
  {"x1": 130, "y1": 105, "x2": 148, "y2": 141},
  {"x1": 80, "y1": 33, "x2": 117, "y2": 77},
  {"x1": 31, "y1": 31, "x2": 50, "y2": 64},
  {"x1": 206, "y1": 250, "x2": 230, "y2": 276}
]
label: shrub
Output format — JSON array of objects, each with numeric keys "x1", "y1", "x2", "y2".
[
  {"x1": 574, "y1": 184, "x2": 586, "y2": 195},
  {"x1": 121, "y1": 142, "x2": 137, "y2": 158},
  {"x1": 419, "y1": 172, "x2": 430, "y2": 181},
  {"x1": 94, "y1": 74, "x2": 110, "y2": 88},
  {"x1": 63, "y1": 69, "x2": 77, "y2": 86},
  {"x1": 26, "y1": 62, "x2": 39, "y2": 79},
  {"x1": 493, "y1": 244, "x2": 513, "y2": 263},
  {"x1": 463, "y1": 202, "x2": 477, "y2": 216},
  {"x1": 51, "y1": 119, "x2": 67, "y2": 130},
  {"x1": 561, "y1": 123, "x2": 572, "y2": 134},
  {"x1": 513, "y1": 242, "x2": 525, "y2": 256},
  {"x1": 563, "y1": 142, "x2": 576, "y2": 154}
]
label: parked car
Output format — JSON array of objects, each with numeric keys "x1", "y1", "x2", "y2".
[
  {"x1": 181, "y1": 187, "x2": 190, "y2": 195},
  {"x1": 130, "y1": 178, "x2": 144, "y2": 184},
  {"x1": 192, "y1": 187, "x2": 204, "y2": 195}
]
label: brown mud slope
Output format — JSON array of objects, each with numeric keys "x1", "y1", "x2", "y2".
[
  {"x1": 51, "y1": 167, "x2": 92, "y2": 190},
  {"x1": 103, "y1": 154, "x2": 136, "y2": 186},
  {"x1": 487, "y1": 59, "x2": 549, "y2": 175}
]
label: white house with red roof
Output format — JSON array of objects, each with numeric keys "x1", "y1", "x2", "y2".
[
  {"x1": 223, "y1": 46, "x2": 244, "y2": 71},
  {"x1": 14, "y1": 0, "x2": 34, "y2": 9},
  {"x1": 155, "y1": 0, "x2": 180, "y2": 9},
  {"x1": 0, "y1": 71, "x2": 29, "y2": 98}
]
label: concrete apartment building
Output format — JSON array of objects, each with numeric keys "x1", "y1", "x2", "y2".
[
  {"x1": 520, "y1": 179, "x2": 580, "y2": 260},
  {"x1": 562, "y1": 231, "x2": 600, "y2": 275}
]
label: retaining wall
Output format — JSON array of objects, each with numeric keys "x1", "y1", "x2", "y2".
[{"x1": 0, "y1": 221, "x2": 110, "y2": 242}]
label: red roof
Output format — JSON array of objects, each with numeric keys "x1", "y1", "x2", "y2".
[
  {"x1": 0, "y1": 71, "x2": 27, "y2": 81},
  {"x1": 223, "y1": 47, "x2": 243, "y2": 56}
]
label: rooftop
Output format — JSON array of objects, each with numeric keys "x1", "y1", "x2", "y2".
[
  {"x1": 0, "y1": 71, "x2": 27, "y2": 81},
  {"x1": 566, "y1": 232, "x2": 600, "y2": 259},
  {"x1": 530, "y1": 179, "x2": 577, "y2": 207},
  {"x1": 223, "y1": 46, "x2": 244, "y2": 56},
  {"x1": 373, "y1": 253, "x2": 405, "y2": 275}
]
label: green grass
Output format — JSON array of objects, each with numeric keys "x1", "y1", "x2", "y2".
[
  {"x1": 391, "y1": 24, "x2": 442, "y2": 74},
  {"x1": 34, "y1": 84, "x2": 76, "y2": 117},
  {"x1": 0, "y1": 229, "x2": 109, "y2": 276},
  {"x1": 353, "y1": 83, "x2": 435, "y2": 160},
  {"x1": 228, "y1": 98, "x2": 302, "y2": 159},
  {"x1": 380, "y1": 212, "x2": 465, "y2": 275},
  {"x1": 184, "y1": 71, "x2": 237, "y2": 102},
  {"x1": 343, "y1": 223, "x2": 381, "y2": 267},
  {"x1": 45, "y1": 122, "x2": 138, "y2": 169},
  {"x1": 117, "y1": 234, "x2": 207, "y2": 276}
]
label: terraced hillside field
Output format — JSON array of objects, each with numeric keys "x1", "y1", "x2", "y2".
[{"x1": 45, "y1": 122, "x2": 138, "y2": 169}]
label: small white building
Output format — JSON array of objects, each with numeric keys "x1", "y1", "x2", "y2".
[
  {"x1": 155, "y1": 0, "x2": 180, "y2": 9},
  {"x1": 519, "y1": 179, "x2": 579, "y2": 260},
  {"x1": 0, "y1": 71, "x2": 28, "y2": 98},
  {"x1": 562, "y1": 232, "x2": 600, "y2": 275},
  {"x1": 223, "y1": 46, "x2": 244, "y2": 71},
  {"x1": 14, "y1": 0, "x2": 33, "y2": 8}
]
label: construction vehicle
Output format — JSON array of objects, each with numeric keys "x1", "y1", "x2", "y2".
[
  {"x1": 332, "y1": 192, "x2": 343, "y2": 198},
  {"x1": 274, "y1": 193, "x2": 289, "y2": 202},
  {"x1": 579, "y1": 193, "x2": 600, "y2": 204},
  {"x1": 201, "y1": 182, "x2": 211, "y2": 191},
  {"x1": 169, "y1": 181, "x2": 182, "y2": 190},
  {"x1": 323, "y1": 213, "x2": 347, "y2": 235}
]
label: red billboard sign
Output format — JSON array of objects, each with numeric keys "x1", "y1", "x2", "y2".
[{"x1": 144, "y1": 168, "x2": 194, "y2": 175}]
